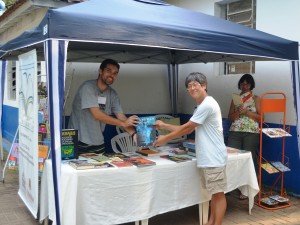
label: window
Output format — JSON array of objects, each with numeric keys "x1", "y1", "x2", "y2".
[
  {"x1": 218, "y1": 0, "x2": 256, "y2": 75},
  {"x1": 7, "y1": 61, "x2": 17, "y2": 100}
]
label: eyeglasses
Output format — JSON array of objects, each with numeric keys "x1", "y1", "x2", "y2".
[
  {"x1": 187, "y1": 82, "x2": 200, "y2": 91},
  {"x1": 240, "y1": 82, "x2": 250, "y2": 87}
]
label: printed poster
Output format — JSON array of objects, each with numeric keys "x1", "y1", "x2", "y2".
[{"x1": 18, "y1": 49, "x2": 39, "y2": 218}]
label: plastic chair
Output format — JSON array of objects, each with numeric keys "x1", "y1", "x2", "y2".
[
  {"x1": 155, "y1": 114, "x2": 187, "y2": 143},
  {"x1": 111, "y1": 132, "x2": 137, "y2": 153},
  {"x1": 116, "y1": 126, "x2": 125, "y2": 134}
]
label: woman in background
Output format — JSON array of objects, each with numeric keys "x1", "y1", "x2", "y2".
[{"x1": 227, "y1": 74, "x2": 261, "y2": 200}]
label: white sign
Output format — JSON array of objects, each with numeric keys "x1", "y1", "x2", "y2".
[{"x1": 18, "y1": 49, "x2": 39, "y2": 218}]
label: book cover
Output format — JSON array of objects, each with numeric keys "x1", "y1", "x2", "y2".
[
  {"x1": 110, "y1": 160, "x2": 134, "y2": 167},
  {"x1": 8, "y1": 143, "x2": 19, "y2": 170},
  {"x1": 125, "y1": 157, "x2": 156, "y2": 167},
  {"x1": 168, "y1": 148, "x2": 187, "y2": 155},
  {"x1": 261, "y1": 162, "x2": 279, "y2": 174},
  {"x1": 182, "y1": 141, "x2": 195, "y2": 150},
  {"x1": 136, "y1": 116, "x2": 156, "y2": 146},
  {"x1": 262, "y1": 128, "x2": 292, "y2": 138},
  {"x1": 232, "y1": 93, "x2": 243, "y2": 106},
  {"x1": 269, "y1": 195, "x2": 289, "y2": 203},
  {"x1": 103, "y1": 152, "x2": 129, "y2": 159},
  {"x1": 61, "y1": 129, "x2": 78, "y2": 160},
  {"x1": 79, "y1": 153, "x2": 99, "y2": 158},
  {"x1": 260, "y1": 197, "x2": 278, "y2": 206},
  {"x1": 69, "y1": 160, "x2": 96, "y2": 170},
  {"x1": 136, "y1": 149, "x2": 160, "y2": 156},
  {"x1": 8, "y1": 156, "x2": 17, "y2": 170},
  {"x1": 38, "y1": 145, "x2": 49, "y2": 173},
  {"x1": 161, "y1": 155, "x2": 192, "y2": 163},
  {"x1": 270, "y1": 161, "x2": 291, "y2": 172},
  {"x1": 232, "y1": 92, "x2": 252, "y2": 106},
  {"x1": 91, "y1": 161, "x2": 114, "y2": 169}
]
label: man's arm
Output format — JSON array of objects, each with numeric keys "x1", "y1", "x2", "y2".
[
  {"x1": 115, "y1": 112, "x2": 138, "y2": 135},
  {"x1": 154, "y1": 120, "x2": 197, "y2": 146},
  {"x1": 155, "y1": 120, "x2": 180, "y2": 132},
  {"x1": 89, "y1": 107, "x2": 138, "y2": 129}
]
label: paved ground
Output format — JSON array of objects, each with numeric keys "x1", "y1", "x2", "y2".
[{"x1": 1, "y1": 153, "x2": 300, "y2": 225}]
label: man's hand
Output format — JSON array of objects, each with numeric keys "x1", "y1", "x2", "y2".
[{"x1": 123, "y1": 115, "x2": 139, "y2": 128}]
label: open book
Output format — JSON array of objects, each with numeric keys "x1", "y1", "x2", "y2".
[
  {"x1": 262, "y1": 128, "x2": 292, "y2": 138},
  {"x1": 232, "y1": 92, "x2": 252, "y2": 106}
]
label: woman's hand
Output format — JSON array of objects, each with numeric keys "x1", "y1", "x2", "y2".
[{"x1": 153, "y1": 135, "x2": 167, "y2": 147}]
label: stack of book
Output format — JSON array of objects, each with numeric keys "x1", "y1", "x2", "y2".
[{"x1": 182, "y1": 141, "x2": 196, "y2": 157}]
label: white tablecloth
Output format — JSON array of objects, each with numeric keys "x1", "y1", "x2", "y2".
[{"x1": 39, "y1": 152, "x2": 259, "y2": 225}]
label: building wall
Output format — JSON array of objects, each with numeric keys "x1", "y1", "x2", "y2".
[{"x1": 165, "y1": 0, "x2": 300, "y2": 196}]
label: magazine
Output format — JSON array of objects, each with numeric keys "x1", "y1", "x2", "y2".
[
  {"x1": 261, "y1": 162, "x2": 279, "y2": 174},
  {"x1": 260, "y1": 197, "x2": 278, "y2": 206},
  {"x1": 269, "y1": 195, "x2": 289, "y2": 203},
  {"x1": 136, "y1": 116, "x2": 156, "y2": 146},
  {"x1": 270, "y1": 161, "x2": 291, "y2": 172},
  {"x1": 262, "y1": 128, "x2": 292, "y2": 138}
]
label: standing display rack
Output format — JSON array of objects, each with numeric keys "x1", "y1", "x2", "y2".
[{"x1": 256, "y1": 92, "x2": 292, "y2": 210}]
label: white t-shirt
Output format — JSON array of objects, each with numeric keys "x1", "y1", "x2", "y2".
[{"x1": 190, "y1": 96, "x2": 227, "y2": 168}]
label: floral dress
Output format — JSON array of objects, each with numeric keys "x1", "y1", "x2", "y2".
[{"x1": 229, "y1": 95, "x2": 259, "y2": 133}]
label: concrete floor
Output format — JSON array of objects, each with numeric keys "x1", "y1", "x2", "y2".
[{"x1": 1, "y1": 154, "x2": 300, "y2": 225}]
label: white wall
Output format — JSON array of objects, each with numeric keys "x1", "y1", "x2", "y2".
[
  {"x1": 166, "y1": 0, "x2": 300, "y2": 125},
  {"x1": 63, "y1": 63, "x2": 171, "y2": 116}
]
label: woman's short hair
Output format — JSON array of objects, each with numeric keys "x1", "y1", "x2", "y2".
[
  {"x1": 185, "y1": 72, "x2": 207, "y2": 91},
  {"x1": 238, "y1": 74, "x2": 255, "y2": 90}
]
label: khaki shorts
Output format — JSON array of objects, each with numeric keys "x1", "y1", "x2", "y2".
[{"x1": 200, "y1": 166, "x2": 227, "y2": 195}]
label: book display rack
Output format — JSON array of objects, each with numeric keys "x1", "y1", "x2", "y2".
[{"x1": 256, "y1": 92, "x2": 292, "y2": 210}]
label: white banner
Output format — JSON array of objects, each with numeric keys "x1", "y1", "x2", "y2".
[{"x1": 18, "y1": 50, "x2": 38, "y2": 218}]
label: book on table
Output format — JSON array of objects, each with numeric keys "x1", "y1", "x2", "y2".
[
  {"x1": 125, "y1": 157, "x2": 156, "y2": 167},
  {"x1": 182, "y1": 141, "x2": 195, "y2": 150},
  {"x1": 261, "y1": 162, "x2": 279, "y2": 174},
  {"x1": 136, "y1": 116, "x2": 156, "y2": 146},
  {"x1": 103, "y1": 152, "x2": 129, "y2": 159},
  {"x1": 136, "y1": 149, "x2": 160, "y2": 156},
  {"x1": 110, "y1": 160, "x2": 134, "y2": 167},
  {"x1": 262, "y1": 128, "x2": 292, "y2": 138},
  {"x1": 91, "y1": 161, "x2": 114, "y2": 169},
  {"x1": 160, "y1": 155, "x2": 192, "y2": 163},
  {"x1": 69, "y1": 160, "x2": 96, "y2": 170}
]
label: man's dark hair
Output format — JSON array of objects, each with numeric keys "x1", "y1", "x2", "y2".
[
  {"x1": 100, "y1": 59, "x2": 120, "y2": 70},
  {"x1": 238, "y1": 74, "x2": 255, "y2": 90}
]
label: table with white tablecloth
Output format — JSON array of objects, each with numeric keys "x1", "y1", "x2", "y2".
[{"x1": 39, "y1": 152, "x2": 259, "y2": 225}]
